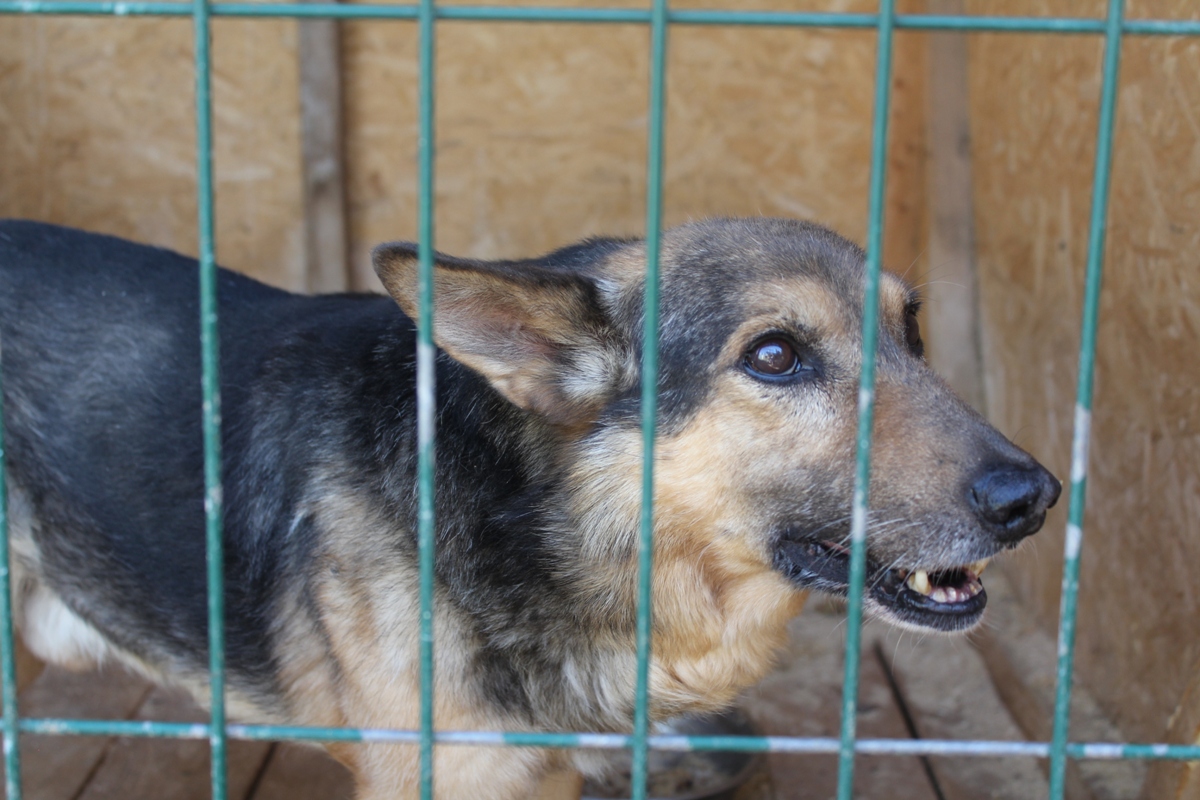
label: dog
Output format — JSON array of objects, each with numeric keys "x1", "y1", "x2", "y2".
[{"x1": 0, "y1": 217, "x2": 1059, "y2": 799}]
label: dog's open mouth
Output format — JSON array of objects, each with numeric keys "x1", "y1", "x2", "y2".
[{"x1": 774, "y1": 538, "x2": 991, "y2": 632}]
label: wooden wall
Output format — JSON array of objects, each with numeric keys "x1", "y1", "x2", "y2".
[
  {"x1": 340, "y1": 0, "x2": 928, "y2": 288},
  {"x1": 0, "y1": 15, "x2": 309, "y2": 288},
  {"x1": 0, "y1": 0, "x2": 929, "y2": 293},
  {"x1": 963, "y1": 2, "x2": 1200, "y2": 794},
  {"x1": 4, "y1": 0, "x2": 1200, "y2": 794}
]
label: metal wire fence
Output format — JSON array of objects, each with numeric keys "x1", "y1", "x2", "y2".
[{"x1": 0, "y1": 1, "x2": 1198, "y2": 799}]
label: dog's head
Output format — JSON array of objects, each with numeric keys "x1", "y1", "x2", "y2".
[{"x1": 373, "y1": 218, "x2": 1060, "y2": 634}]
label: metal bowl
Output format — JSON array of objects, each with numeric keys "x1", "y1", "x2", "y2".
[{"x1": 581, "y1": 709, "x2": 763, "y2": 800}]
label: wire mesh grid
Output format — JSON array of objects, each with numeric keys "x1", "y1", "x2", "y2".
[{"x1": 0, "y1": 1, "x2": 1199, "y2": 799}]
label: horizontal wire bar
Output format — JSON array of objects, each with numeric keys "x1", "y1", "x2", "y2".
[
  {"x1": 1124, "y1": 18, "x2": 1200, "y2": 35},
  {"x1": 0, "y1": 0, "x2": 1197, "y2": 35},
  {"x1": 16, "y1": 720, "x2": 1200, "y2": 761},
  {"x1": 21, "y1": 719, "x2": 212, "y2": 739}
]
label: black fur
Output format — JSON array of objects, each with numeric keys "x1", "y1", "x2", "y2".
[
  {"x1": 0, "y1": 220, "x2": 606, "y2": 711},
  {"x1": 0, "y1": 218, "x2": 1060, "y2": 789}
]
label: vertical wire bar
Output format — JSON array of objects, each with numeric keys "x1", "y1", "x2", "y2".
[
  {"x1": 416, "y1": 0, "x2": 437, "y2": 798},
  {"x1": 192, "y1": 0, "x2": 226, "y2": 791},
  {"x1": 631, "y1": 0, "x2": 668, "y2": 798},
  {"x1": 835, "y1": 0, "x2": 895, "y2": 797},
  {"x1": 1048, "y1": 0, "x2": 1124, "y2": 795},
  {"x1": 0, "y1": 346, "x2": 22, "y2": 800}
]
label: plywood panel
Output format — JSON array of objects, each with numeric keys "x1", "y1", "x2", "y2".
[
  {"x1": 2, "y1": 0, "x2": 927, "y2": 291},
  {"x1": 0, "y1": 13, "x2": 305, "y2": 288},
  {"x1": 964, "y1": 0, "x2": 1200, "y2": 760},
  {"x1": 342, "y1": 0, "x2": 928, "y2": 289}
]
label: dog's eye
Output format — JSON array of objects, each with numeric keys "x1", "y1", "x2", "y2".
[
  {"x1": 744, "y1": 338, "x2": 804, "y2": 379},
  {"x1": 905, "y1": 310, "x2": 924, "y2": 356}
]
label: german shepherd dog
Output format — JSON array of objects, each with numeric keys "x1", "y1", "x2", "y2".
[{"x1": 0, "y1": 218, "x2": 1059, "y2": 799}]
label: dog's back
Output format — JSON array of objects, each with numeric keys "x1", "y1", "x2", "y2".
[{"x1": 0, "y1": 221, "x2": 410, "y2": 706}]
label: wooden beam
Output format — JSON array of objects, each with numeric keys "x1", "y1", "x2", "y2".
[
  {"x1": 299, "y1": 3, "x2": 349, "y2": 293},
  {"x1": 924, "y1": 0, "x2": 985, "y2": 412}
]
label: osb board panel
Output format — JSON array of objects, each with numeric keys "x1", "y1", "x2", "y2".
[
  {"x1": 964, "y1": 0, "x2": 1200, "y2": 749},
  {"x1": 341, "y1": 0, "x2": 928, "y2": 289},
  {"x1": 2, "y1": 0, "x2": 927, "y2": 292},
  {"x1": 0, "y1": 14, "x2": 306, "y2": 289}
]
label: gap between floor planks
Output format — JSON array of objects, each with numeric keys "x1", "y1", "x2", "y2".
[{"x1": 3, "y1": 665, "x2": 353, "y2": 800}]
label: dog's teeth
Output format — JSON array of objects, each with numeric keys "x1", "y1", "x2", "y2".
[
  {"x1": 906, "y1": 569, "x2": 932, "y2": 596},
  {"x1": 931, "y1": 586, "x2": 950, "y2": 603},
  {"x1": 969, "y1": 558, "x2": 991, "y2": 576}
]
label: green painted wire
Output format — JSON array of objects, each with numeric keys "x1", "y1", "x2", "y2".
[
  {"x1": 1048, "y1": 0, "x2": 1125, "y2": 797},
  {"x1": 631, "y1": 1, "x2": 668, "y2": 798},
  {"x1": 0, "y1": 0, "x2": 1196, "y2": 795},
  {"x1": 190, "y1": 0, "x2": 227, "y2": 791},
  {"x1": 416, "y1": 0, "x2": 437, "y2": 798},
  {"x1": 4, "y1": 0, "x2": 1200, "y2": 35},
  {"x1": 0, "y1": 346, "x2": 22, "y2": 800},
  {"x1": 11, "y1": 716, "x2": 1200, "y2": 762},
  {"x1": 833, "y1": 0, "x2": 895, "y2": 798}
]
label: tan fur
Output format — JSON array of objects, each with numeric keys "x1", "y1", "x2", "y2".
[
  {"x1": 8, "y1": 219, "x2": 1056, "y2": 800},
  {"x1": 272, "y1": 477, "x2": 559, "y2": 799}
]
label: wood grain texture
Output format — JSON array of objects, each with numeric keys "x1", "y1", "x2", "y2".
[
  {"x1": 963, "y1": 1, "x2": 1200, "y2": 789},
  {"x1": 969, "y1": 572, "x2": 1144, "y2": 800},
  {"x1": 73, "y1": 686, "x2": 271, "y2": 800},
  {"x1": 740, "y1": 601, "x2": 942, "y2": 800},
  {"x1": 922, "y1": 0, "x2": 984, "y2": 411},
  {"x1": 4, "y1": 666, "x2": 151, "y2": 800},
  {"x1": 876, "y1": 613, "x2": 1051, "y2": 800},
  {"x1": 0, "y1": 13, "x2": 306, "y2": 288},
  {"x1": 299, "y1": 0, "x2": 349, "y2": 293},
  {"x1": 248, "y1": 742, "x2": 354, "y2": 800},
  {"x1": 340, "y1": 0, "x2": 928, "y2": 289},
  {"x1": 1, "y1": 0, "x2": 928, "y2": 294}
]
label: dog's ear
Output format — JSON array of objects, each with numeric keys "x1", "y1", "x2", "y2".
[{"x1": 373, "y1": 242, "x2": 628, "y2": 425}]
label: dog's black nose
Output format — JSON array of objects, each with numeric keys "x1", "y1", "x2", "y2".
[{"x1": 970, "y1": 465, "x2": 1061, "y2": 544}]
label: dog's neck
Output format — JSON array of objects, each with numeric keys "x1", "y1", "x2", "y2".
[{"x1": 334, "y1": 333, "x2": 802, "y2": 731}]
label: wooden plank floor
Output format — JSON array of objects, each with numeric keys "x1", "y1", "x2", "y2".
[
  {"x1": 4, "y1": 598, "x2": 1044, "y2": 799},
  {"x1": 11, "y1": 666, "x2": 353, "y2": 800},
  {"x1": 743, "y1": 597, "x2": 1048, "y2": 800}
]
